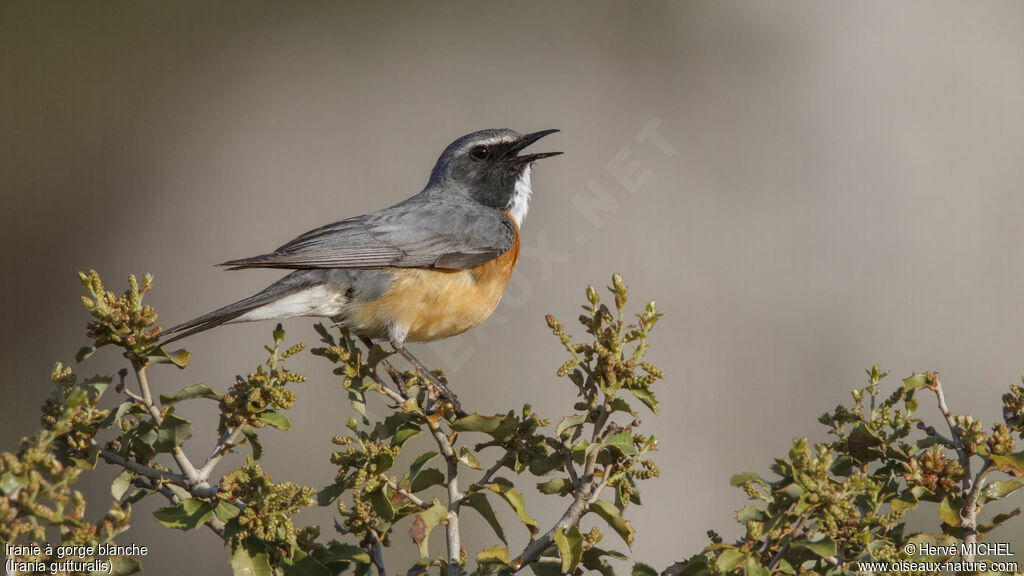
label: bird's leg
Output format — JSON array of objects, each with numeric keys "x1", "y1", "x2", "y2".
[{"x1": 388, "y1": 333, "x2": 464, "y2": 415}]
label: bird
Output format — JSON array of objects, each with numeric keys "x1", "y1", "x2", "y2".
[{"x1": 159, "y1": 128, "x2": 561, "y2": 391}]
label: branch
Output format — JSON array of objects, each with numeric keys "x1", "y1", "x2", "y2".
[
  {"x1": 929, "y1": 376, "x2": 973, "y2": 493},
  {"x1": 960, "y1": 460, "x2": 995, "y2": 562},
  {"x1": 130, "y1": 359, "x2": 204, "y2": 488},
  {"x1": 514, "y1": 404, "x2": 616, "y2": 570},
  {"x1": 95, "y1": 445, "x2": 185, "y2": 484},
  {"x1": 196, "y1": 426, "x2": 245, "y2": 482},
  {"x1": 379, "y1": 474, "x2": 427, "y2": 509}
]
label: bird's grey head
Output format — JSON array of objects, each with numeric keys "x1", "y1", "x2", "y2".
[{"x1": 429, "y1": 129, "x2": 561, "y2": 222}]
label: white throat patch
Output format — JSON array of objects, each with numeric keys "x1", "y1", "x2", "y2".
[{"x1": 507, "y1": 165, "x2": 532, "y2": 226}]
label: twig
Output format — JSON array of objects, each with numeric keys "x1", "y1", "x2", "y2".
[
  {"x1": 915, "y1": 422, "x2": 957, "y2": 449},
  {"x1": 380, "y1": 474, "x2": 427, "y2": 509},
  {"x1": 136, "y1": 476, "x2": 226, "y2": 536},
  {"x1": 929, "y1": 376, "x2": 972, "y2": 493},
  {"x1": 564, "y1": 451, "x2": 581, "y2": 491},
  {"x1": 130, "y1": 359, "x2": 204, "y2": 488},
  {"x1": 196, "y1": 426, "x2": 245, "y2": 482},
  {"x1": 515, "y1": 403, "x2": 615, "y2": 570},
  {"x1": 95, "y1": 444, "x2": 185, "y2": 485},
  {"x1": 766, "y1": 511, "x2": 812, "y2": 571},
  {"x1": 960, "y1": 460, "x2": 995, "y2": 562}
]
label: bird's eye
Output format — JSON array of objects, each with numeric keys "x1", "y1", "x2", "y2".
[{"x1": 470, "y1": 145, "x2": 489, "y2": 160}]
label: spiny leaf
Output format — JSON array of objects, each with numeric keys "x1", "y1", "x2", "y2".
[
  {"x1": 111, "y1": 469, "x2": 133, "y2": 501},
  {"x1": 790, "y1": 535, "x2": 837, "y2": 559},
  {"x1": 981, "y1": 479, "x2": 1024, "y2": 503},
  {"x1": 556, "y1": 414, "x2": 588, "y2": 439},
  {"x1": 155, "y1": 413, "x2": 194, "y2": 452},
  {"x1": 242, "y1": 425, "x2": 264, "y2": 460},
  {"x1": 257, "y1": 410, "x2": 291, "y2": 431},
  {"x1": 410, "y1": 468, "x2": 445, "y2": 493},
  {"x1": 151, "y1": 347, "x2": 192, "y2": 368},
  {"x1": 476, "y1": 545, "x2": 510, "y2": 566},
  {"x1": 410, "y1": 499, "x2": 448, "y2": 559},
  {"x1": 589, "y1": 500, "x2": 635, "y2": 548},
  {"x1": 554, "y1": 525, "x2": 584, "y2": 573},
  {"x1": 160, "y1": 384, "x2": 221, "y2": 405},
  {"x1": 465, "y1": 492, "x2": 507, "y2": 544},
  {"x1": 488, "y1": 478, "x2": 539, "y2": 535},
  {"x1": 990, "y1": 451, "x2": 1024, "y2": 478},
  {"x1": 604, "y1": 430, "x2": 637, "y2": 456},
  {"x1": 230, "y1": 539, "x2": 272, "y2": 576},
  {"x1": 452, "y1": 412, "x2": 519, "y2": 443},
  {"x1": 537, "y1": 477, "x2": 574, "y2": 496}
]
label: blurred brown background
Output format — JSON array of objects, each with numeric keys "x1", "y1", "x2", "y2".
[{"x1": 3, "y1": 1, "x2": 1024, "y2": 573}]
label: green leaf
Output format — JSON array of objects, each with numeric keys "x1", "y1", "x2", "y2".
[
  {"x1": 282, "y1": 550, "x2": 332, "y2": 576},
  {"x1": 458, "y1": 447, "x2": 483, "y2": 469},
  {"x1": 589, "y1": 500, "x2": 634, "y2": 548},
  {"x1": 410, "y1": 468, "x2": 445, "y2": 492},
  {"x1": 476, "y1": 545, "x2": 510, "y2": 565},
  {"x1": 632, "y1": 562, "x2": 659, "y2": 576},
  {"x1": 465, "y1": 492, "x2": 507, "y2": 544},
  {"x1": 715, "y1": 549, "x2": 745, "y2": 572},
  {"x1": 75, "y1": 345, "x2": 97, "y2": 363},
  {"x1": 151, "y1": 347, "x2": 192, "y2": 368},
  {"x1": 451, "y1": 412, "x2": 519, "y2": 443},
  {"x1": 556, "y1": 414, "x2": 587, "y2": 439},
  {"x1": 604, "y1": 430, "x2": 637, "y2": 456},
  {"x1": 537, "y1": 477, "x2": 574, "y2": 496},
  {"x1": 242, "y1": 425, "x2": 264, "y2": 460},
  {"x1": 411, "y1": 499, "x2": 448, "y2": 558},
  {"x1": 890, "y1": 490, "x2": 920, "y2": 513},
  {"x1": 990, "y1": 451, "x2": 1024, "y2": 478},
  {"x1": 981, "y1": 480, "x2": 1024, "y2": 503},
  {"x1": 153, "y1": 498, "x2": 213, "y2": 530},
  {"x1": 609, "y1": 398, "x2": 636, "y2": 416},
  {"x1": 111, "y1": 469, "x2": 133, "y2": 501},
  {"x1": 100, "y1": 401, "x2": 133, "y2": 430},
  {"x1": 488, "y1": 478, "x2": 539, "y2": 535},
  {"x1": 847, "y1": 422, "x2": 885, "y2": 462},
  {"x1": 391, "y1": 423, "x2": 422, "y2": 448},
  {"x1": 319, "y1": 543, "x2": 371, "y2": 564},
  {"x1": 554, "y1": 525, "x2": 584, "y2": 574},
  {"x1": 230, "y1": 539, "x2": 273, "y2": 576},
  {"x1": 160, "y1": 384, "x2": 221, "y2": 405},
  {"x1": 257, "y1": 410, "x2": 291, "y2": 431},
  {"x1": 155, "y1": 413, "x2": 194, "y2": 452},
  {"x1": 938, "y1": 496, "x2": 963, "y2": 527},
  {"x1": 630, "y1": 388, "x2": 659, "y2": 413},
  {"x1": 729, "y1": 472, "x2": 765, "y2": 487},
  {"x1": 215, "y1": 501, "x2": 241, "y2": 522},
  {"x1": 745, "y1": 555, "x2": 768, "y2": 576},
  {"x1": 370, "y1": 486, "x2": 395, "y2": 521},
  {"x1": 791, "y1": 535, "x2": 836, "y2": 559},
  {"x1": 367, "y1": 345, "x2": 393, "y2": 368},
  {"x1": 409, "y1": 451, "x2": 439, "y2": 480}
]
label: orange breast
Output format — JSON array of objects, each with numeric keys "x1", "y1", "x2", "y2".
[{"x1": 346, "y1": 216, "x2": 520, "y2": 342}]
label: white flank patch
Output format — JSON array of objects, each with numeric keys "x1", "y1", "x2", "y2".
[
  {"x1": 236, "y1": 286, "x2": 345, "y2": 322},
  {"x1": 507, "y1": 164, "x2": 532, "y2": 226}
]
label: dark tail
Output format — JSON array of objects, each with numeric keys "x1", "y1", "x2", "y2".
[{"x1": 158, "y1": 278, "x2": 304, "y2": 347}]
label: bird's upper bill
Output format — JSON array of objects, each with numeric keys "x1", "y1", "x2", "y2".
[{"x1": 507, "y1": 129, "x2": 563, "y2": 163}]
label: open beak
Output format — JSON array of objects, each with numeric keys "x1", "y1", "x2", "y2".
[{"x1": 511, "y1": 129, "x2": 563, "y2": 163}]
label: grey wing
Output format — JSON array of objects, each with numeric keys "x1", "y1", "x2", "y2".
[{"x1": 221, "y1": 199, "x2": 516, "y2": 271}]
